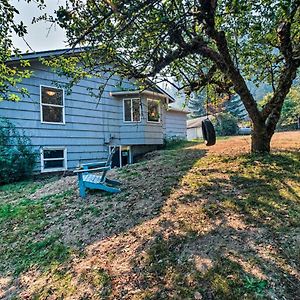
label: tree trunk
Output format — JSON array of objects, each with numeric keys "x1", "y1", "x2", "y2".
[{"x1": 251, "y1": 123, "x2": 272, "y2": 153}]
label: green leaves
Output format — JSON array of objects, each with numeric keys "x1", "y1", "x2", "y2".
[
  {"x1": 51, "y1": 1, "x2": 298, "y2": 95},
  {"x1": 261, "y1": 86, "x2": 300, "y2": 128},
  {"x1": 0, "y1": 0, "x2": 46, "y2": 101},
  {"x1": 244, "y1": 276, "x2": 268, "y2": 296}
]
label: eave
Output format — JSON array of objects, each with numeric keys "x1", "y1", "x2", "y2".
[{"x1": 110, "y1": 90, "x2": 175, "y2": 103}]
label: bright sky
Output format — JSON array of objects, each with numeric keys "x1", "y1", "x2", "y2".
[
  {"x1": 11, "y1": 0, "x2": 184, "y2": 107},
  {"x1": 12, "y1": 0, "x2": 67, "y2": 52}
]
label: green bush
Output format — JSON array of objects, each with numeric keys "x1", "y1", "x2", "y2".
[
  {"x1": 163, "y1": 136, "x2": 188, "y2": 150},
  {"x1": 259, "y1": 87, "x2": 300, "y2": 130},
  {"x1": 0, "y1": 118, "x2": 36, "y2": 184},
  {"x1": 212, "y1": 112, "x2": 239, "y2": 136}
]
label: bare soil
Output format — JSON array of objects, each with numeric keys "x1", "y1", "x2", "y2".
[{"x1": 0, "y1": 131, "x2": 299, "y2": 299}]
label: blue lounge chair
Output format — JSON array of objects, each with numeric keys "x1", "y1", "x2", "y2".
[{"x1": 74, "y1": 147, "x2": 121, "y2": 198}]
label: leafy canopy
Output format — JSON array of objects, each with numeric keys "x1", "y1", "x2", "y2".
[
  {"x1": 53, "y1": 0, "x2": 299, "y2": 101},
  {"x1": 260, "y1": 86, "x2": 300, "y2": 127},
  {"x1": 0, "y1": 0, "x2": 45, "y2": 101}
]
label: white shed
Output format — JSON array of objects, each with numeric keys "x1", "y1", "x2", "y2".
[{"x1": 187, "y1": 116, "x2": 212, "y2": 140}]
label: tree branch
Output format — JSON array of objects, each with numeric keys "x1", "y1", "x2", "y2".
[{"x1": 198, "y1": 1, "x2": 262, "y2": 123}]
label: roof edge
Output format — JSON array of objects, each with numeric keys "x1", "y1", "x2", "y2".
[
  {"x1": 110, "y1": 90, "x2": 175, "y2": 102},
  {"x1": 9, "y1": 48, "x2": 176, "y2": 103},
  {"x1": 9, "y1": 47, "x2": 85, "y2": 62},
  {"x1": 167, "y1": 107, "x2": 189, "y2": 114}
]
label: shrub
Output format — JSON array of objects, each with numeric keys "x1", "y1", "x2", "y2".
[
  {"x1": 0, "y1": 118, "x2": 36, "y2": 184},
  {"x1": 212, "y1": 112, "x2": 239, "y2": 136},
  {"x1": 259, "y1": 87, "x2": 300, "y2": 130},
  {"x1": 163, "y1": 136, "x2": 188, "y2": 150}
]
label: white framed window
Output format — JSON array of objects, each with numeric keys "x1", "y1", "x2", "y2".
[
  {"x1": 40, "y1": 85, "x2": 65, "y2": 124},
  {"x1": 123, "y1": 98, "x2": 141, "y2": 122},
  {"x1": 147, "y1": 99, "x2": 160, "y2": 123},
  {"x1": 41, "y1": 147, "x2": 67, "y2": 172}
]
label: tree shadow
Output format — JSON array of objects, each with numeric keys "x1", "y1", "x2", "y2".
[
  {"x1": 127, "y1": 224, "x2": 300, "y2": 299},
  {"x1": 0, "y1": 146, "x2": 207, "y2": 298},
  {"x1": 159, "y1": 151, "x2": 300, "y2": 299},
  {"x1": 1, "y1": 149, "x2": 299, "y2": 299}
]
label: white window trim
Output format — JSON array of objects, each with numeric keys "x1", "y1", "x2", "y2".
[
  {"x1": 147, "y1": 98, "x2": 161, "y2": 123},
  {"x1": 123, "y1": 98, "x2": 141, "y2": 123},
  {"x1": 41, "y1": 147, "x2": 67, "y2": 173},
  {"x1": 40, "y1": 85, "x2": 65, "y2": 125},
  {"x1": 109, "y1": 146, "x2": 132, "y2": 168}
]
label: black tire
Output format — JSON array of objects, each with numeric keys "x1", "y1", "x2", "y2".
[{"x1": 202, "y1": 119, "x2": 216, "y2": 146}]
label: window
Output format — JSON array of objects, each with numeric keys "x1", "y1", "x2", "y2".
[
  {"x1": 147, "y1": 99, "x2": 160, "y2": 123},
  {"x1": 40, "y1": 86, "x2": 64, "y2": 124},
  {"x1": 41, "y1": 147, "x2": 67, "y2": 172},
  {"x1": 109, "y1": 146, "x2": 132, "y2": 168},
  {"x1": 123, "y1": 98, "x2": 141, "y2": 122}
]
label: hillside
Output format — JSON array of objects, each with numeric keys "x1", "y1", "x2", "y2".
[{"x1": 0, "y1": 132, "x2": 299, "y2": 299}]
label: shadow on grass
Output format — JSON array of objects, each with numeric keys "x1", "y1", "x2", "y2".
[
  {"x1": 73, "y1": 149, "x2": 298, "y2": 299},
  {"x1": 0, "y1": 146, "x2": 207, "y2": 298},
  {"x1": 130, "y1": 230, "x2": 272, "y2": 299},
  {"x1": 1, "y1": 148, "x2": 299, "y2": 299},
  {"x1": 162, "y1": 151, "x2": 300, "y2": 299}
]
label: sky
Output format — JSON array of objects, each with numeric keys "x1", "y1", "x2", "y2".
[
  {"x1": 12, "y1": 0, "x2": 67, "y2": 52},
  {"x1": 11, "y1": 0, "x2": 184, "y2": 107}
]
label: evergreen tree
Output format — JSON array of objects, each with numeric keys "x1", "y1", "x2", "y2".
[
  {"x1": 226, "y1": 95, "x2": 248, "y2": 120},
  {"x1": 188, "y1": 93, "x2": 206, "y2": 118}
]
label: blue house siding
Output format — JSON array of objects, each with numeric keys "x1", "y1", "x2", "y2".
[
  {"x1": 118, "y1": 95, "x2": 167, "y2": 145},
  {"x1": 1, "y1": 57, "x2": 186, "y2": 172},
  {"x1": 0, "y1": 61, "x2": 129, "y2": 172}
]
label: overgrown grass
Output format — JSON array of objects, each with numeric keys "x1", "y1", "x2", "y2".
[
  {"x1": 163, "y1": 138, "x2": 201, "y2": 150},
  {"x1": 0, "y1": 135, "x2": 299, "y2": 299},
  {"x1": 0, "y1": 187, "x2": 75, "y2": 275}
]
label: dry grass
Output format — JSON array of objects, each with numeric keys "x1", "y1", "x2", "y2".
[{"x1": 0, "y1": 131, "x2": 299, "y2": 299}]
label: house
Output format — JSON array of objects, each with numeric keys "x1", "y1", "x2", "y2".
[
  {"x1": 0, "y1": 49, "x2": 188, "y2": 172},
  {"x1": 187, "y1": 116, "x2": 211, "y2": 140}
]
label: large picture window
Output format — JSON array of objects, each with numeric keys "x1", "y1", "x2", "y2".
[
  {"x1": 123, "y1": 98, "x2": 141, "y2": 122},
  {"x1": 147, "y1": 99, "x2": 160, "y2": 123},
  {"x1": 40, "y1": 86, "x2": 65, "y2": 124},
  {"x1": 41, "y1": 147, "x2": 67, "y2": 172}
]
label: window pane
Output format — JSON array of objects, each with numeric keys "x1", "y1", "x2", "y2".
[
  {"x1": 44, "y1": 159, "x2": 64, "y2": 169},
  {"x1": 42, "y1": 105, "x2": 63, "y2": 123},
  {"x1": 44, "y1": 149, "x2": 64, "y2": 159},
  {"x1": 41, "y1": 87, "x2": 63, "y2": 105},
  {"x1": 124, "y1": 100, "x2": 132, "y2": 121},
  {"x1": 148, "y1": 100, "x2": 160, "y2": 122},
  {"x1": 132, "y1": 99, "x2": 141, "y2": 121}
]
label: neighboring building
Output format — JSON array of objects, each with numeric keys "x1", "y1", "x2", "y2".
[
  {"x1": 187, "y1": 116, "x2": 210, "y2": 140},
  {"x1": 0, "y1": 49, "x2": 187, "y2": 172},
  {"x1": 165, "y1": 107, "x2": 189, "y2": 139}
]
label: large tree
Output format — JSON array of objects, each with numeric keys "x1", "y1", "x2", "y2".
[
  {"x1": 52, "y1": 0, "x2": 299, "y2": 152},
  {"x1": 260, "y1": 85, "x2": 300, "y2": 128}
]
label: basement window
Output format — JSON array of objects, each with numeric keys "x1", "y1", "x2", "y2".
[
  {"x1": 123, "y1": 98, "x2": 141, "y2": 122},
  {"x1": 41, "y1": 147, "x2": 67, "y2": 172},
  {"x1": 40, "y1": 86, "x2": 65, "y2": 124}
]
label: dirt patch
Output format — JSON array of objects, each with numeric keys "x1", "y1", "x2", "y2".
[
  {"x1": 29, "y1": 176, "x2": 77, "y2": 199},
  {"x1": 1, "y1": 131, "x2": 300, "y2": 299}
]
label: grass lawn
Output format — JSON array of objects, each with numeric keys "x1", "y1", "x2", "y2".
[{"x1": 0, "y1": 131, "x2": 299, "y2": 299}]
